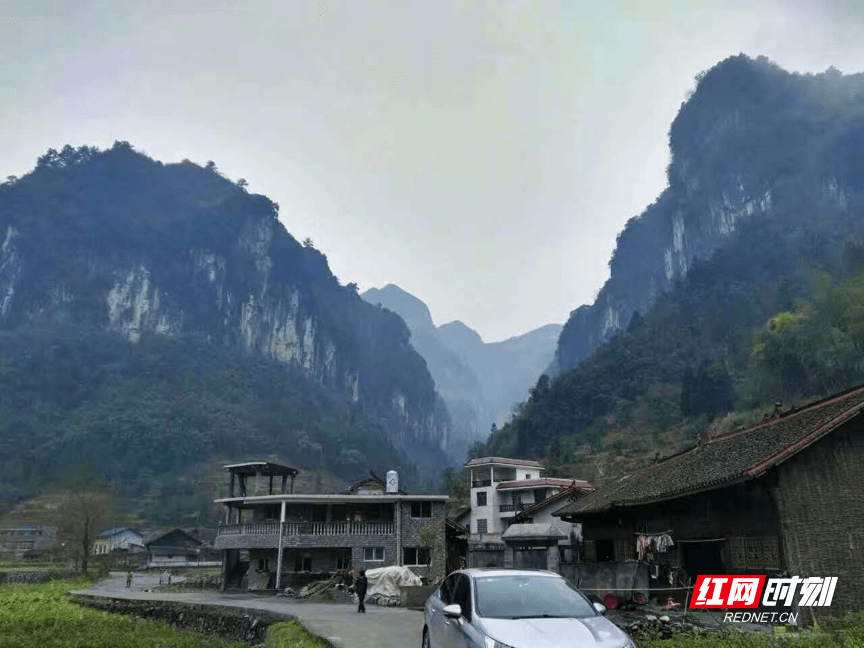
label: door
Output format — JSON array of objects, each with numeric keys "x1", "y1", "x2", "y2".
[
  {"x1": 440, "y1": 574, "x2": 473, "y2": 648},
  {"x1": 428, "y1": 574, "x2": 458, "y2": 647},
  {"x1": 513, "y1": 545, "x2": 547, "y2": 570}
]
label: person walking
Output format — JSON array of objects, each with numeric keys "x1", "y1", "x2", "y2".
[
  {"x1": 126, "y1": 571, "x2": 133, "y2": 588},
  {"x1": 355, "y1": 569, "x2": 368, "y2": 613}
]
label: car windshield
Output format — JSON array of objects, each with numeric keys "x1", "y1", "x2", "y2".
[{"x1": 474, "y1": 575, "x2": 597, "y2": 619}]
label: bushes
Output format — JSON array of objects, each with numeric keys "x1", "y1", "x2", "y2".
[{"x1": 266, "y1": 621, "x2": 330, "y2": 648}]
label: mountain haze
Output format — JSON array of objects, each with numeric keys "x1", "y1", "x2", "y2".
[{"x1": 362, "y1": 284, "x2": 561, "y2": 451}]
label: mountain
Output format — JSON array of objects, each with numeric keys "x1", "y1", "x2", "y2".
[
  {"x1": 553, "y1": 55, "x2": 863, "y2": 376},
  {"x1": 362, "y1": 285, "x2": 489, "y2": 458},
  {"x1": 438, "y1": 321, "x2": 563, "y2": 426},
  {"x1": 361, "y1": 285, "x2": 562, "y2": 450},
  {"x1": 0, "y1": 143, "x2": 453, "y2": 516},
  {"x1": 482, "y1": 55, "x2": 864, "y2": 469}
]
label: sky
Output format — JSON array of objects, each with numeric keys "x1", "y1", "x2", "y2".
[{"x1": 3, "y1": 1, "x2": 864, "y2": 341}]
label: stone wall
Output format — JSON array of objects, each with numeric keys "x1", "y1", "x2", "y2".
[
  {"x1": 775, "y1": 420, "x2": 864, "y2": 616},
  {"x1": 400, "y1": 501, "x2": 446, "y2": 583},
  {"x1": 0, "y1": 570, "x2": 59, "y2": 584},
  {"x1": 71, "y1": 595, "x2": 286, "y2": 643}
]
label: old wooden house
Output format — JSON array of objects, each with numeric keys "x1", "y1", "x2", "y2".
[
  {"x1": 213, "y1": 462, "x2": 448, "y2": 590},
  {"x1": 554, "y1": 385, "x2": 864, "y2": 616}
]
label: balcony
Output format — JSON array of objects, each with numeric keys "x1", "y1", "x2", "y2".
[
  {"x1": 471, "y1": 479, "x2": 492, "y2": 488},
  {"x1": 217, "y1": 521, "x2": 395, "y2": 538},
  {"x1": 498, "y1": 503, "x2": 524, "y2": 513}
]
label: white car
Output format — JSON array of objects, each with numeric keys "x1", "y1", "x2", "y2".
[{"x1": 422, "y1": 569, "x2": 636, "y2": 648}]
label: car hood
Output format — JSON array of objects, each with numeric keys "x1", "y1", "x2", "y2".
[{"x1": 478, "y1": 615, "x2": 630, "y2": 648}]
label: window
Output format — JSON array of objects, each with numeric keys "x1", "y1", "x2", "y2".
[
  {"x1": 534, "y1": 488, "x2": 546, "y2": 503},
  {"x1": 293, "y1": 555, "x2": 311, "y2": 572},
  {"x1": 476, "y1": 519, "x2": 488, "y2": 534},
  {"x1": 439, "y1": 574, "x2": 459, "y2": 604},
  {"x1": 336, "y1": 550, "x2": 351, "y2": 570},
  {"x1": 476, "y1": 491, "x2": 487, "y2": 507},
  {"x1": 596, "y1": 539, "x2": 614, "y2": 562},
  {"x1": 411, "y1": 501, "x2": 432, "y2": 518},
  {"x1": 403, "y1": 547, "x2": 431, "y2": 565},
  {"x1": 258, "y1": 558, "x2": 269, "y2": 571},
  {"x1": 363, "y1": 546, "x2": 384, "y2": 561},
  {"x1": 524, "y1": 473, "x2": 531, "y2": 480},
  {"x1": 452, "y1": 574, "x2": 472, "y2": 620}
]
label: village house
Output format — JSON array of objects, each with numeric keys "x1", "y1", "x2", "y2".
[
  {"x1": 213, "y1": 462, "x2": 448, "y2": 591},
  {"x1": 553, "y1": 385, "x2": 864, "y2": 616},
  {"x1": 92, "y1": 527, "x2": 144, "y2": 556},
  {"x1": 0, "y1": 524, "x2": 55, "y2": 562},
  {"x1": 465, "y1": 456, "x2": 593, "y2": 568},
  {"x1": 143, "y1": 528, "x2": 221, "y2": 568}
]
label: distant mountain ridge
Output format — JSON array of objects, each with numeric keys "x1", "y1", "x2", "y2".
[{"x1": 362, "y1": 284, "x2": 561, "y2": 451}]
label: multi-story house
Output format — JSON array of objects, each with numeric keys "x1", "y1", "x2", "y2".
[
  {"x1": 0, "y1": 524, "x2": 56, "y2": 562},
  {"x1": 213, "y1": 462, "x2": 448, "y2": 590},
  {"x1": 465, "y1": 456, "x2": 592, "y2": 567}
]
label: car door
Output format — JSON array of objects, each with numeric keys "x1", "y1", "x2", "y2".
[
  {"x1": 428, "y1": 574, "x2": 457, "y2": 647},
  {"x1": 440, "y1": 574, "x2": 474, "y2": 648}
]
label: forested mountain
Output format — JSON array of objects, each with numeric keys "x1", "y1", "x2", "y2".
[
  {"x1": 482, "y1": 55, "x2": 864, "y2": 469},
  {"x1": 0, "y1": 143, "x2": 453, "y2": 517},
  {"x1": 361, "y1": 285, "x2": 561, "y2": 454}
]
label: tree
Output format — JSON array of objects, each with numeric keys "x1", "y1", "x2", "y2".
[
  {"x1": 680, "y1": 366, "x2": 693, "y2": 416},
  {"x1": 627, "y1": 310, "x2": 644, "y2": 333},
  {"x1": 237, "y1": 178, "x2": 249, "y2": 190},
  {"x1": 346, "y1": 282, "x2": 359, "y2": 292},
  {"x1": 205, "y1": 160, "x2": 218, "y2": 174},
  {"x1": 54, "y1": 466, "x2": 118, "y2": 575},
  {"x1": 303, "y1": 237, "x2": 314, "y2": 248}
]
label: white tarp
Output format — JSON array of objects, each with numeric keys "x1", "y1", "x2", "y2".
[{"x1": 364, "y1": 565, "x2": 422, "y2": 600}]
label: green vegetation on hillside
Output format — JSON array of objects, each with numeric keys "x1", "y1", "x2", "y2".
[{"x1": 0, "y1": 142, "x2": 450, "y2": 521}]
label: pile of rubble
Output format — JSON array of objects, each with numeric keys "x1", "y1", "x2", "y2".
[{"x1": 277, "y1": 575, "x2": 352, "y2": 603}]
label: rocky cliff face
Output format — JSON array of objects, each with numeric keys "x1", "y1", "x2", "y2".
[
  {"x1": 0, "y1": 144, "x2": 453, "y2": 469},
  {"x1": 555, "y1": 55, "x2": 861, "y2": 375},
  {"x1": 362, "y1": 284, "x2": 562, "y2": 448}
]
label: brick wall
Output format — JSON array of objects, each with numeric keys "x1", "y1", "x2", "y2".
[
  {"x1": 774, "y1": 420, "x2": 863, "y2": 616},
  {"x1": 400, "y1": 501, "x2": 446, "y2": 583}
]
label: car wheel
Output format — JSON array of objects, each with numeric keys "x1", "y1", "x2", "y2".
[{"x1": 422, "y1": 627, "x2": 430, "y2": 648}]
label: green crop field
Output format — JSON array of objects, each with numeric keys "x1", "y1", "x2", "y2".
[
  {"x1": 632, "y1": 613, "x2": 864, "y2": 648},
  {"x1": 0, "y1": 579, "x2": 326, "y2": 648}
]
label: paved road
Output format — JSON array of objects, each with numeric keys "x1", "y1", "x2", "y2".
[{"x1": 73, "y1": 573, "x2": 424, "y2": 648}]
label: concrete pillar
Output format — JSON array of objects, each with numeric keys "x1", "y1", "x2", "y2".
[
  {"x1": 504, "y1": 545, "x2": 514, "y2": 569},
  {"x1": 275, "y1": 501, "x2": 286, "y2": 591},
  {"x1": 396, "y1": 500, "x2": 402, "y2": 566},
  {"x1": 547, "y1": 544, "x2": 560, "y2": 573},
  {"x1": 230, "y1": 472, "x2": 235, "y2": 498}
]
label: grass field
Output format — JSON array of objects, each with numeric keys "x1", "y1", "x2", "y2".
[{"x1": 0, "y1": 579, "x2": 327, "y2": 648}]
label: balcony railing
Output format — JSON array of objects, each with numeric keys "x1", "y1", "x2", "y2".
[
  {"x1": 499, "y1": 503, "x2": 524, "y2": 513},
  {"x1": 471, "y1": 479, "x2": 492, "y2": 488},
  {"x1": 217, "y1": 521, "x2": 395, "y2": 538}
]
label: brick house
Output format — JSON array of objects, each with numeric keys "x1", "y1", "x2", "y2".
[
  {"x1": 213, "y1": 462, "x2": 448, "y2": 590},
  {"x1": 553, "y1": 385, "x2": 864, "y2": 616}
]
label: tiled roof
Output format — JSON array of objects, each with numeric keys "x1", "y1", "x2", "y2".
[
  {"x1": 512, "y1": 485, "x2": 592, "y2": 522},
  {"x1": 502, "y1": 523, "x2": 566, "y2": 540},
  {"x1": 465, "y1": 456, "x2": 544, "y2": 468},
  {"x1": 555, "y1": 385, "x2": 864, "y2": 518},
  {"x1": 496, "y1": 477, "x2": 593, "y2": 490}
]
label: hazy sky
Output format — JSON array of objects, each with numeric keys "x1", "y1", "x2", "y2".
[{"x1": 3, "y1": 1, "x2": 864, "y2": 341}]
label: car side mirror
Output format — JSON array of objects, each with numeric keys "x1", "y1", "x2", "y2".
[
  {"x1": 443, "y1": 604, "x2": 462, "y2": 619},
  {"x1": 593, "y1": 602, "x2": 607, "y2": 614}
]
